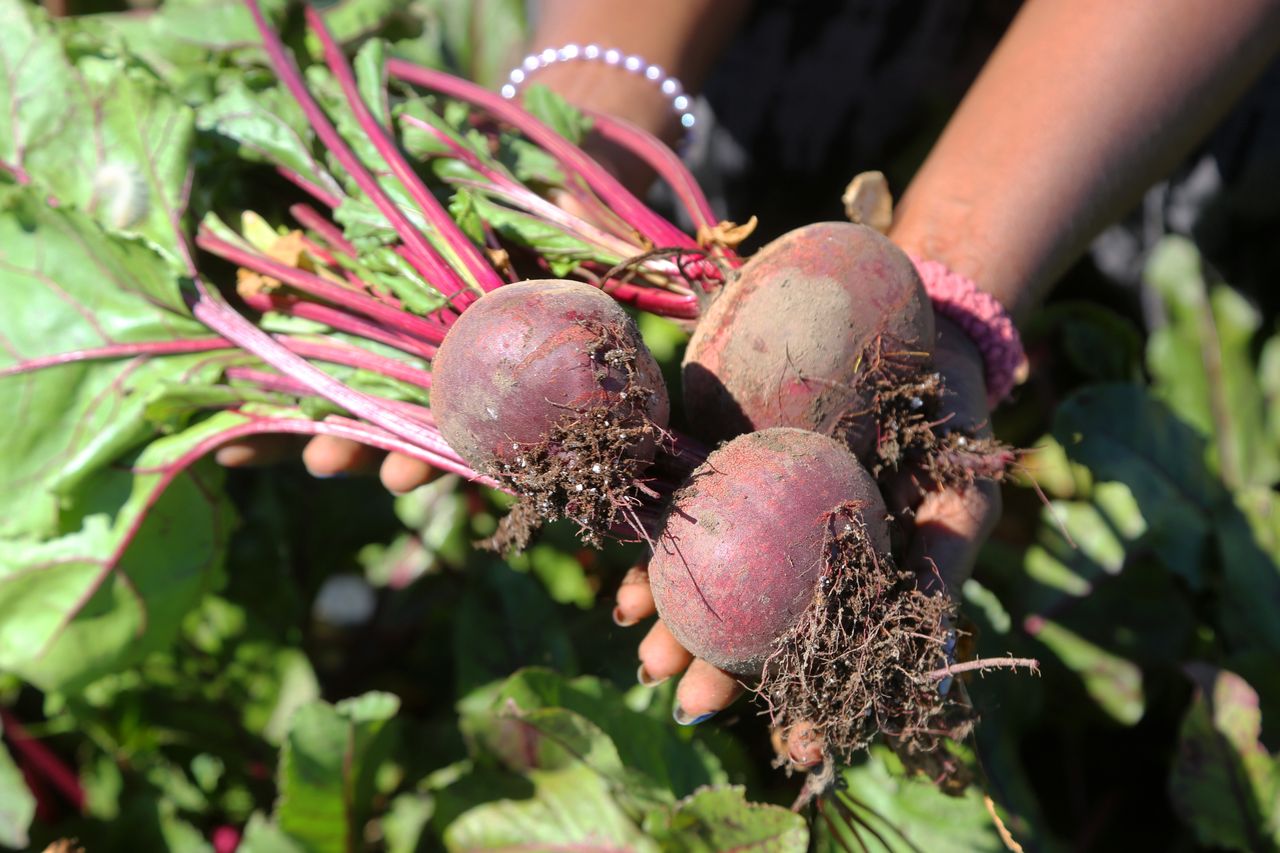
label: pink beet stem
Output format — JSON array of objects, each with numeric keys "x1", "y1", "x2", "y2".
[
  {"x1": 196, "y1": 226, "x2": 449, "y2": 344},
  {"x1": 385, "y1": 58, "x2": 697, "y2": 252},
  {"x1": 0, "y1": 708, "x2": 85, "y2": 810},
  {"x1": 241, "y1": 0, "x2": 470, "y2": 299},
  {"x1": 280, "y1": 337, "x2": 432, "y2": 388},
  {"x1": 192, "y1": 288, "x2": 454, "y2": 458},
  {"x1": 289, "y1": 203, "x2": 358, "y2": 256},
  {"x1": 304, "y1": 7, "x2": 502, "y2": 295},
  {"x1": 584, "y1": 108, "x2": 723, "y2": 240},
  {"x1": 275, "y1": 165, "x2": 343, "y2": 209},
  {"x1": 0, "y1": 338, "x2": 233, "y2": 377},
  {"x1": 400, "y1": 115, "x2": 646, "y2": 261},
  {"x1": 239, "y1": 292, "x2": 439, "y2": 358},
  {"x1": 600, "y1": 279, "x2": 699, "y2": 318}
]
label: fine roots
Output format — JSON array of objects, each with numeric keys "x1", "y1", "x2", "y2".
[
  {"x1": 839, "y1": 337, "x2": 1015, "y2": 485},
  {"x1": 755, "y1": 503, "x2": 969, "y2": 767},
  {"x1": 484, "y1": 320, "x2": 662, "y2": 552}
]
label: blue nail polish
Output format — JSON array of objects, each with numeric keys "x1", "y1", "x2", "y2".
[
  {"x1": 673, "y1": 705, "x2": 717, "y2": 726},
  {"x1": 312, "y1": 471, "x2": 349, "y2": 480}
]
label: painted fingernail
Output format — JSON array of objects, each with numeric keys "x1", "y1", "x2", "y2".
[
  {"x1": 612, "y1": 606, "x2": 638, "y2": 627},
  {"x1": 637, "y1": 663, "x2": 668, "y2": 688},
  {"x1": 309, "y1": 470, "x2": 349, "y2": 480},
  {"x1": 673, "y1": 704, "x2": 717, "y2": 726}
]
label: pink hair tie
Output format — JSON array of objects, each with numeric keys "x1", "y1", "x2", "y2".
[{"x1": 909, "y1": 255, "x2": 1028, "y2": 408}]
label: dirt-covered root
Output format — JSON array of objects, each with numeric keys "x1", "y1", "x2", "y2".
[
  {"x1": 755, "y1": 503, "x2": 968, "y2": 766},
  {"x1": 483, "y1": 321, "x2": 665, "y2": 551},
  {"x1": 838, "y1": 335, "x2": 1015, "y2": 487}
]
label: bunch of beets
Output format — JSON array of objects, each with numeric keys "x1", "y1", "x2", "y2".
[{"x1": 65, "y1": 0, "x2": 1020, "y2": 772}]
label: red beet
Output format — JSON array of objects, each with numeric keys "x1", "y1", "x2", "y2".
[
  {"x1": 431, "y1": 279, "x2": 670, "y2": 474},
  {"x1": 430, "y1": 280, "x2": 671, "y2": 547},
  {"x1": 648, "y1": 428, "x2": 889, "y2": 675},
  {"x1": 682, "y1": 222, "x2": 934, "y2": 458}
]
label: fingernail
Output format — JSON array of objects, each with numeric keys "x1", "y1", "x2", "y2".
[
  {"x1": 309, "y1": 470, "x2": 349, "y2": 480},
  {"x1": 673, "y1": 704, "x2": 717, "y2": 726},
  {"x1": 637, "y1": 664, "x2": 668, "y2": 688},
  {"x1": 612, "y1": 606, "x2": 638, "y2": 627}
]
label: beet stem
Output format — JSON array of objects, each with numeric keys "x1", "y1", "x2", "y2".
[
  {"x1": 242, "y1": 0, "x2": 469, "y2": 298},
  {"x1": 385, "y1": 58, "x2": 696, "y2": 252},
  {"x1": 304, "y1": 7, "x2": 500, "y2": 295}
]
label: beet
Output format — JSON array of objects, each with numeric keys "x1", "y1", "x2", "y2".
[
  {"x1": 431, "y1": 279, "x2": 670, "y2": 546},
  {"x1": 648, "y1": 428, "x2": 889, "y2": 675},
  {"x1": 649, "y1": 427, "x2": 961, "y2": 762},
  {"x1": 683, "y1": 222, "x2": 934, "y2": 460}
]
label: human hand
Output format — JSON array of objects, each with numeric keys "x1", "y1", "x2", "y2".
[{"x1": 612, "y1": 315, "x2": 1001, "y2": 767}]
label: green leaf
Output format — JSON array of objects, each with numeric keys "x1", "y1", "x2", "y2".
[
  {"x1": 274, "y1": 692, "x2": 402, "y2": 853},
  {"x1": 463, "y1": 668, "x2": 723, "y2": 800},
  {"x1": 0, "y1": 2, "x2": 195, "y2": 260},
  {"x1": 812, "y1": 748, "x2": 1005, "y2": 852},
  {"x1": 0, "y1": 414, "x2": 238, "y2": 691},
  {"x1": 199, "y1": 82, "x2": 344, "y2": 203},
  {"x1": 1035, "y1": 301, "x2": 1144, "y2": 383},
  {"x1": 1053, "y1": 383, "x2": 1223, "y2": 588},
  {"x1": 444, "y1": 763, "x2": 658, "y2": 853},
  {"x1": 1170, "y1": 666, "x2": 1280, "y2": 851},
  {"x1": 434, "y1": 0, "x2": 526, "y2": 87},
  {"x1": 0, "y1": 729, "x2": 35, "y2": 850},
  {"x1": 521, "y1": 84, "x2": 593, "y2": 144},
  {"x1": 644, "y1": 786, "x2": 808, "y2": 852},
  {"x1": 0, "y1": 189, "x2": 215, "y2": 539},
  {"x1": 1145, "y1": 236, "x2": 1278, "y2": 489}
]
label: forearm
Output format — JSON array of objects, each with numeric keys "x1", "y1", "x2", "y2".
[
  {"x1": 890, "y1": 0, "x2": 1280, "y2": 322},
  {"x1": 523, "y1": 0, "x2": 749, "y2": 143}
]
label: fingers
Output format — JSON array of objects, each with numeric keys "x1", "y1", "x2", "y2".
[
  {"x1": 637, "y1": 620, "x2": 692, "y2": 686},
  {"x1": 906, "y1": 474, "x2": 1001, "y2": 597},
  {"x1": 378, "y1": 452, "x2": 438, "y2": 494},
  {"x1": 215, "y1": 435, "x2": 305, "y2": 468},
  {"x1": 613, "y1": 564, "x2": 654, "y2": 626},
  {"x1": 301, "y1": 435, "x2": 381, "y2": 477},
  {"x1": 773, "y1": 722, "x2": 824, "y2": 769},
  {"x1": 673, "y1": 659, "x2": 743, "y2": 725}
]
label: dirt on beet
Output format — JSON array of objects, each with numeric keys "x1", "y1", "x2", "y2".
[
  {"x1": 483, "y1": 319, "x2": 666, "y2": 551},
  {"x1": 756, "y1": 502, "x2": 968, "y2": 767}
]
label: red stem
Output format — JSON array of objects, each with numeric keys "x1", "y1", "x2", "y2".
[
  {"x1": 0, "y1": 338, "x2": 232, "y2": 378},
  {"x1": 242, "y1": 0, "x2": 469, "y2": 298},
  {"x1": 304, "y1": 7, "x2": 501, "y2": 296},
  {"x1": 0, "y1": 708, "x2": 85, "y2": 811},
  {"x1": 289, "y1": 203, "x2": 358, "y2": 257},
  {"x1": 584, "y1": 109, "x2": 723, "y2": 241},
  {"x1": 192, "y1": 289, "x2": 454, "y2": 457},
  {"x1": 275, "y1": 165, "x2": 342, "y2": 209},
  {"x1": 385, "y1": 58, "x2": 697, "y2": 252},
  {"x1": 196, "y1": 226, "x2": 449, "y2": 344},
  {"x1": 240, "y1": 292, "x2": 439, "y2": 358},
  {"x1": 280, "y1": 337, "x2": 432, "y2": 389}
]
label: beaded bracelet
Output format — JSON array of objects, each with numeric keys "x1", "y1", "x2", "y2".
[
  {"x1": 909, "y1": 255, "x2": 1028, "y2": 408},
  {"x1": 500, "y1": 44, "x2": 696, "y2": 141}
]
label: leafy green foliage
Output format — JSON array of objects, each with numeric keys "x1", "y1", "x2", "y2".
[{"x1": 1, "y1": 0, "x2": 1278, "y2": 849}]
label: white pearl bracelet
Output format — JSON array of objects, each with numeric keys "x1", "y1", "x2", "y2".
[{"x1": 500, "y1": 44, "x2": 696, "y2": 138}]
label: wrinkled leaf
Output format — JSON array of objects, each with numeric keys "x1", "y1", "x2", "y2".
[
  {"x1": 445, "y1": 763, "x2": 657, "y2": 853},
  {"x1": 1214, "y1": 492, "x2": 1280, "y2": 656},
  {"x1": 1170, "y1": 666, "x2": 1280, "y2": 850},
  {"x1": 644, "y1": 785, "x2": 808, "y2": 852}
]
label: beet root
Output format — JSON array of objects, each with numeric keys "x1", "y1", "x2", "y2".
[
  {"x1": 431, "y1": 279, "x2": 670, "y2": 547},
  {"x1": 648, "y1": 427, "x2": 962, "y2": 762},
  {"x1": 683, "y1": 222, "x2": 935, "y2": 463}
]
